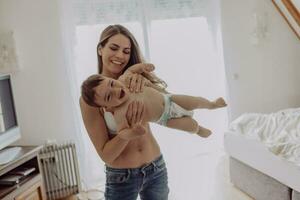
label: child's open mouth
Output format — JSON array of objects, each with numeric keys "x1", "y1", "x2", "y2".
[{"x1": 119, "y1": 89, "x2": 125, "y2": 99}]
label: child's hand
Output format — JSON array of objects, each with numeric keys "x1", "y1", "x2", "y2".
[{"x1": 211, "y1": 97, "x2": 227, "y2": 109}]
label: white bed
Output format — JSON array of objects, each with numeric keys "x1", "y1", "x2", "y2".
[
  {"x1": 225, "y1": 132, "x2": 300, "y2": 192},
  {"x1": 224, "y1": 108, "x2": 300, "y2": 200}
]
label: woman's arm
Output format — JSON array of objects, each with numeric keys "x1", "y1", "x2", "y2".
[
  {"x1": 120, "y1": 63, "x2": 168, "y2": 94},
  {"x1": 80, "y1": 97, "x2": 130, "y2": 165},
  {"x1": 127, "y1": 63, "x2": 155, "y2": 73},
  {"x1": 120, "y1": 63, "x2": 154, "y2": 92}
]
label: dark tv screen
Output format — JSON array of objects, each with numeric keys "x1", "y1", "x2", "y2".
[{"x1": 0, "y1": 78, "x2": 17, "y2": 133}]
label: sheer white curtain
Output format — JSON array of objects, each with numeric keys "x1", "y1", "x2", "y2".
[
  {"x1": 149, "y1": 17, "x2": 227, "y2": 199},
  {"x1": 58, "y1": 0, "x2": 228, "y2": 196}
]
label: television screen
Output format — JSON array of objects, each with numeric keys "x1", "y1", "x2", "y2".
[
  {"x1": 0, "y1": 74, "x2": 20, "y2": 152},
  {"x1": 0, "y1": 78, "x2": 17, "y2": 132}
]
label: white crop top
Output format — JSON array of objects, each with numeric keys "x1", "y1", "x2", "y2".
[{"x1": 103, "y1": 111, "x2": 117, "y2": 134}]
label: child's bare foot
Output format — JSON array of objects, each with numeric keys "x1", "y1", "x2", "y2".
[
  {"x1": 196, "y1": 126, "x2": 212, "y2": 138},
  {"x1": 210, "y1": 97, "x2": 227, "y2": 109}
]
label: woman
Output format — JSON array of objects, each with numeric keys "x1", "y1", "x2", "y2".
[{"x1": 79, "y1": 25, "x2": 169, "y2": 200}]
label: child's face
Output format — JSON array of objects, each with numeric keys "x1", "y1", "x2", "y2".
[{"x1": 94, "y1": 77, "x2": 129, "y2": 109}]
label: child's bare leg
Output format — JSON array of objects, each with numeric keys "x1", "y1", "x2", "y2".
[
  {"x1": 166, "y1": 117, "x2": 212, "y2": 138},
  {"x1": 171, "y1": 95, "x2": 227, "y2": 110},
  {"x1": 166, "y1": 117, "x2": 198, "y2": 133}
]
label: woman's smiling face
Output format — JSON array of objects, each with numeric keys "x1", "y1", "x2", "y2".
[{"x1": 99, "y1": 34, "x2": 131, "y2": 78}]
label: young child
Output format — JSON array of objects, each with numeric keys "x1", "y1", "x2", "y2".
[{"x1": 81, "y1": 74, "x2": 227, "y2": 138}]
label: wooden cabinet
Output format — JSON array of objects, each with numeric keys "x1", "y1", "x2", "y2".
[
  {"x1": 0, "y1": 146, "x2": 46, "y2": 200},
  {"x1": 15, "y1": 181, "x2": 44, "y2": 200}
]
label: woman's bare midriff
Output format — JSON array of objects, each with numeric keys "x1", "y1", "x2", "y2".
[{"x1": 107, "y1": 124, "x2": 161, "y2": 168}]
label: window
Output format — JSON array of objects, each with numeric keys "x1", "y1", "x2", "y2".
[
  {"x1": 150, "y1": 17, "x2": 227, "y2": 152},
  {"x1": 70, "y1": 1, "x2": 227, "y2": 196}
]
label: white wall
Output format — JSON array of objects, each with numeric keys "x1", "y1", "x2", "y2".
[
  {"x1": 221, "y1": 0, "x2": 300, "y2": 121},
  {"x1": 1, "y1": 0, "x2": 299, "y2": 142},
  {"x1": 0, "y1": 0, "x2": 78, "y2": 145}
]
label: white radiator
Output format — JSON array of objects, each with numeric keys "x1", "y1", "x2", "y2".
[{"x1": 39, "y1": 142, "x2": 81, "y2": 200}]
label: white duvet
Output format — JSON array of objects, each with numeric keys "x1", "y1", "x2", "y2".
[{"x1": 229, "y1": 108, "x2": 300, "y2": 166}]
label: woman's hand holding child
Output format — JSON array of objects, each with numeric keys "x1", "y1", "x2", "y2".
[
  {"x1": 121, "y1": 63, "x2": 155, "y2": 93},
  {"x1": 118, "y1": 100, "x2": 146, "y2": 141}
]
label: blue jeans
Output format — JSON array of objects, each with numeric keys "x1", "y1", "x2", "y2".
[{"x1": 104, "y1": 155, "x2": 169, "y2": 200}]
